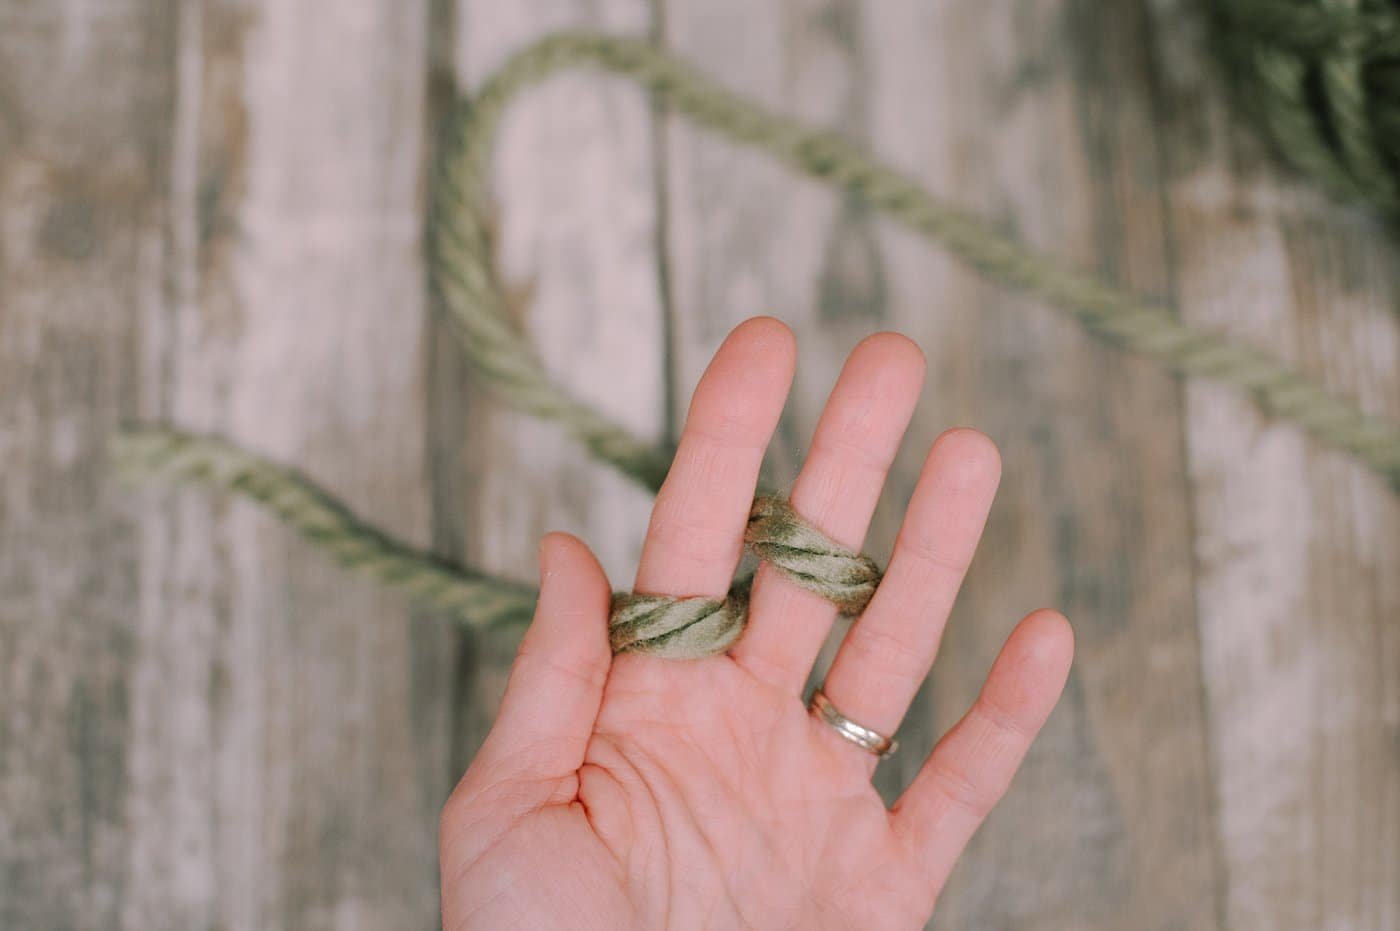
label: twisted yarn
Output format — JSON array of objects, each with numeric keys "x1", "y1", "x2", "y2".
[
  {"x1": 609, "y1": 497, "x2": 881, "y2": 657},
  {"x1": 1216, "y1": 0, "x2": 1400, "y2": 215},
  {"x1": 115, "y1": 29, "x2": 1400, "y2": 661},
  {"x1": 432, "y1": 33, "x2": 1400, "y2": 491},
  {"x1": 116, "y1": 428, "x2": 877, "y2": 658},
  {"x1": 745, "y1": 497, "x2": 881, "y2": 614},
  {"x1": 115, "y1": 427, "x2": 541, "y2": 629}
]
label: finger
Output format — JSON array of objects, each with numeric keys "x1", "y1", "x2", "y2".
[
  {"x1": 730, "y1": 333, "x2": 924, "y2": 690},
  {"x1": 461, "y1": 532, "x2": 613, "y2": 790},
  {"x1": 819, "y1": 428, "x2": 1000, "y2": 754},
  {"x1": 891, "y1": 610, "x2": 1073, "y2": 891},
  {"x1": 634, "y1": 316, "x2": 795, "y2": 599}
]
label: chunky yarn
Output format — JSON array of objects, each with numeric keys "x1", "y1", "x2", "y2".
[
  {"x1": 744, "y1": 497, "x2": 881, "y2": 614},
  {"x1": 115, "y1": 29, "x2": 1400, "y2": 662},
  {"x1": 1215, "y1": 0, "x2": 1400, "y2": 215},
  {"x1": 609, "y1": 497, "x2": 881, "y2": 657},
  {"x1": 114, "y1": 427, "x2": 542, "y2": 629},
  {"x1": 115, "y1": 427, "x2": 878, "y2": 659},
  {"x1": 431, "y1": 33, "x2": 1400, "y2": 491}
]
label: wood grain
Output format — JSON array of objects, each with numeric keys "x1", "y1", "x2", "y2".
[
  {"x1": 440, "y1": 0, "x2": 667, "y2": 775},
  {"x1": 3, "y1": 1, "x2": 449, "y2": 927},
  {"x1": 865, "y1": 3, "x2": 1228, "y2": 927},
  {"x1": 0, "y1": 3, "x2": 178, "y2": 927},
  {"x1": 1149, "y1": 2, "x2": 1400, "y2": 927},
  {"x1": 661, "y1": 1, "x2": 1221, "y2": 928},
  {"x1": 132, "y1": 2, "x2": 445, "y2": 928},
  {"x1": 2, "y1": 0, "x2": 1398, "y2": 928}
]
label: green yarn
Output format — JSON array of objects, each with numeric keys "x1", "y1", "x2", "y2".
[
  {"x1": 745, "y1": 497, "x2": 882, "y2": 614},
  {"x1": 115, "y1": 427, "x2": 541, "y2": 629},
  {"x1": 115, "y1": 29, "x2": 1400, "y2": 661},
  {"x1": 609, "y1": 589, "x2": 751, "y2": 658},
  {"x1": 431, "y1": 33, "x2": 1400, "y2": 491},
  {"x1": 115, "y1": 427, "x2": 875, "y2": 658},
  {"x1": 609, "y1": 497, "x2": 881, "y2": 657},
  {"x1": 1215, "y1": 0, "x2": 1400, "y2": 214}
]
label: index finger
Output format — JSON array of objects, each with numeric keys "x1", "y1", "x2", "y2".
[{"x1": 633, "y1": 317, "x2": 795, "y2": 600}]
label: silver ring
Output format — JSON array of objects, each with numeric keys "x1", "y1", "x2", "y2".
[{"x1": 809, "y1": 688, "x2": 899, "y2": 759}]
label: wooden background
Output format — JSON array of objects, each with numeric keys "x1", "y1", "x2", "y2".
[{"x1": 2, "y1": 0, "x2": 1397, "y2": 928}]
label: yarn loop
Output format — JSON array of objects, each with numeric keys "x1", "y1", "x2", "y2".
[
  {"x1": 431, "y1": 33, "x2": 1400, "y2": 490},
  {"x1": 115, "y1": 429, "x2": 878, "y2": 660},
  {"x1": 115, "y1": 26, "x2": 1400, "y2": 663},
  {"x1": 608, "y1": 497, "x2": 881, "y2": 658},
  {"x1": 1217, "y1": 0, "x2": 1400, "y2": 214}
]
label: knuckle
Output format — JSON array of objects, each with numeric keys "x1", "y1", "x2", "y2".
[
  {"x1": 895, "y1": 529, "x2": 971, "y2": 575},
  {"x1": 810, "y1": 431, "x2": 895, "y2": 475},
  {"x1": 683, "y1": 414, "x2": 768, "y2": 454},
  {"x1": 924, "y1": 756, "x2": 997, "y2": 819},
  {"x1": 645, "y1": 513, "x2": 741, "y2": 571},
  {"x1": 511, "y1": 643, "x2": 608, "y2": 693},
  {"x1": 843, "y1": 623, "x2": 926, "y2": 685},
  {"x1": 972, "y1": 694, "x2": 1037, "y2": 742}
]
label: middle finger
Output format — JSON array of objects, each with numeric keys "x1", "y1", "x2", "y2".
[
  {"x1": 819, "y1": 427, "x2": 1002, "y2": 754},
  {"x1": 730, "y1": 332, "x2": 924, "y2": 692}
]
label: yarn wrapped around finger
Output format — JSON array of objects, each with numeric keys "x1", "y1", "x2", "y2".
[
  {"x1": 112, "y1": 26, "x2": 1400, "y2": 663},
  {"x1": 608, "y1": 496, "x2": 881, "y2": 659}
]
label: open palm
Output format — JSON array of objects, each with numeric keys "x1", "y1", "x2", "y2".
[{"x1": 441, "y1": 319, "x2": 1074, "y2": 930}]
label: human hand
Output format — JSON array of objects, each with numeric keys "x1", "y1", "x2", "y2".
[{"x1": 440, "y1": 318, "x2": 1074, "y2": 930}]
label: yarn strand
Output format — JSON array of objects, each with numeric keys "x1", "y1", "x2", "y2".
[
  {"x1": 113, "y1": 427, "x2": 541, "y2": 629},
  {"x1": 431, "y1": 33, "x2": 1400, "y2": 490},
  {"x1": 114, "y1": 28, "x2": 1400, "y2": 659},
  {"x1": 115, "y1": 428, "x2": 876, "y2": 658}
]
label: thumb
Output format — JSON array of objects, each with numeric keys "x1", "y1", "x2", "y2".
[{"x1": 467, "y1": 532, "x2": 614, "y2": 787}]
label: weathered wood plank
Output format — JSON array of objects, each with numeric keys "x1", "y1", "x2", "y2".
[
  {"x1": 0, "y1": 3, "x2": 177, "y2": 928},
  {"x1": 443, "y1": 0, "x2": 666, "y2": 773},
  {"x1": 0, "y1": 0, "x2": 447, "y2": 926},
  {"x1": 1148, "y1": 3, "x2": 1400, "y2": 927},
  {"x1": 6, "y1": 1, "x2": 1397, "y2": 927},
  {"x1": 126, "y1": 2, "x2": 444, "y2": 928},
  {"x1": 661, "y1": 1, "x2": 1222, "y2": 928}
]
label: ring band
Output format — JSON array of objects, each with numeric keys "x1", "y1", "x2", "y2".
[{"x1": 809, "y1": 688, "x2": 899, "y2": 759}]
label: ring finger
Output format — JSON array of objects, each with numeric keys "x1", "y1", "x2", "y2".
[
  {"x1": 633, "y1": 317, "x2": 795, "y2": 607},
  {"x1": 817, "y1": 428, "x2": 1002, "y2": 765}
]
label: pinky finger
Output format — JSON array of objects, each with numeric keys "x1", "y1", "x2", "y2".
[{"x1": 890, "y1": 610, "x2": 1074, "y2": 892}]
